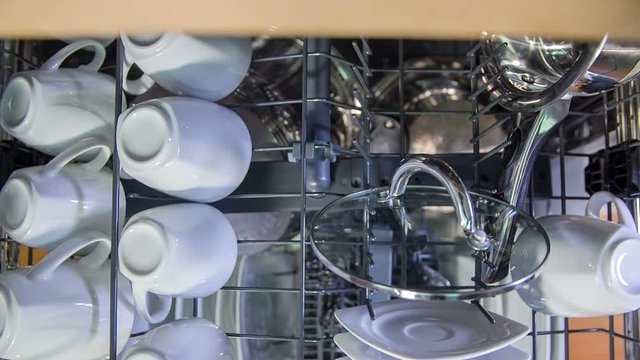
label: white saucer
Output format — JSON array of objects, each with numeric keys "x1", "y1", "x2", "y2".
[
  {"x1": 334, "y1": 332, "x2": 531, "y2": 360},
  {"x1": 335, "y1": 299, "x2": 530, "y2": 360}
]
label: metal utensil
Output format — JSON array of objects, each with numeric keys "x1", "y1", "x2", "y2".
[
  {"x1": 484, "y1": 99, "x2": 571, "y2": 283},
  {"x1": 480, "y1": 35, "x2": 638, "y2": 111}
]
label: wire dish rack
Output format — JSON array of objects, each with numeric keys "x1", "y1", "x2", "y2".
[{"x1": 1, "y1": 37, "x2": 640, "y2": 360}]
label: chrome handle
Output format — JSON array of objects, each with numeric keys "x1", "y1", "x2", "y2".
[{"x1": 387, "y1": 155, "x2": 489, "y2": 251}]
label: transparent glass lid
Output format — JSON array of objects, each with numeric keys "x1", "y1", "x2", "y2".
[{"x1": 310, "y1": 186, "x2": 550, "y2": 301}]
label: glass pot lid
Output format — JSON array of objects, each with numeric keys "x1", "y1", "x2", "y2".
[{"x1": 310, "y1": 156, "x2": 550, "y2": 301}]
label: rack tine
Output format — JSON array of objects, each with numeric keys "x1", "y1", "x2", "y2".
[
  {"x1": 469, "y1": 115, "x2": 511, "y2": 144},
  {"x1": 352, "y1": 41, "x2": 373, "y2": 77},
  {"x1": 350, "y1": 114, "x2": 372, "y2": 142},
  {"x1": 469, "y1": 93, "x2": 506, "y2": 121},
  {"x1": 353, "y1": 90, "x2": 373, "y2": 121},
  {"x1": 361, "y1": 37, "x2": 372, "y2": 56},
  {"x1": 472, "y1": 300, "x2": 496, "y2": 324},
  {"x1": 466, "y1": 41, "x2": 484, "y2": 57},
  {"x1": 468, "y1": 66, "x2": 508, "y2": 101},
  {"x1": 469, "y1": 42, "x2": 507, "y2": 78},
  {"x1": 365, "y1": 298, "x2": 376, "y2": 321},
  {"x1": 352, "y1": 65, "x2": 373, "y2": 98},
  {"x1": 473, "y1": 139, "x2": 511, "y2": 165},
  {"x1": 472, "y1": 250, "x2": 498, "y2": 270},
  {"x1": 353, "y1": 138, "x2": 372, "y2": 164}
]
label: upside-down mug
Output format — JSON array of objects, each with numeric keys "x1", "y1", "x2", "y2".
[
  {"x1": 0, "y1": 137, "x2": 125, "y2": 250},
  {"x1": 0, "y1": 232, "x2": 134, "y2": 360},
  {"x1": 116, "y1": 97, "x2": 252, "y2": 202},
  {"x1": 121, "y1": 32, "x2": 252, "y2": 101},
  {"x1": 119, "y1": 318, "x2": 235, "y2": 360},
  {"x1": 513, "y1": 191, "x2": 640, "y2": 317},
  {"x1": 119, "y1": 203, "x2": 238, "y2": 323},
  {"x1": 0, "y1": 40, "x2": 119, "y2": 157}
]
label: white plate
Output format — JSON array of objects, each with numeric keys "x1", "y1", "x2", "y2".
[
  {"x1": 334, "y1": 332, "x2": 531, "y2": 360},
  {"x1": 439, "y1": 253, "x2": 556, "y2": 359},
  {"x1": 335, "y1": 299, "x2": 530, "y2": 360}
]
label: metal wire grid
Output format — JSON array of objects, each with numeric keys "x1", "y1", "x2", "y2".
[{"x1": 1, "y1": 38, "x2": 640, "y2": 360}]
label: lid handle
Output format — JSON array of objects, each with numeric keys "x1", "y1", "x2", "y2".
[{"x1": 387, "y1": 155, "x2": 489, "y2": 251}]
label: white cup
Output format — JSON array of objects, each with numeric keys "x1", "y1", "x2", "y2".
[
  {"x1": 119, "y1": 318, "x2": 234, "y2": 360},
  {"x1": 121, "y1": 32, "x2": 252, "y2": 101},
  {"x1": 0, "y1": 232, "x2": 134, "y2": 360},
  {"x1": 512, "y1": 191, "x2": 640, "y2": 317},
  {"x1": 119, "y1": 203, "x2": 238, "y2": 323},
  {"x1": 0, "y1": 137, "x2": 125, "y2": 250},
  {"x1": 0, "y1": 40, "x2": 118, "y2": 158},
  {"x1": 116, "y1": 97, "x2": 252, "y2": 203}
]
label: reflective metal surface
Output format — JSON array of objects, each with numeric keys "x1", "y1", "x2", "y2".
[
  {"x1": 247, "y1": 38, "x2": 359, "y2": 150},
  {"x1": 481, "y1": 35, "x2": 618, "y2": 111},
  {"x1": 386, "y1": 156, "x2": 488, "y2": 250},
  {"x1": 372, "y1": 61, "x2": 506, "y2": 154},
  {"x1": 486, "y1": 100, "x2": 571, "y2": 283}
]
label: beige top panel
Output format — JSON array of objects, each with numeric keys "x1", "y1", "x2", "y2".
[{"x1": 0, "y1": 0, "x2": 639, "y2": 40}]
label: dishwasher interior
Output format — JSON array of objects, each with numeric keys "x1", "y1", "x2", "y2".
[{"x1": 0, "y1": 36, "x2": 639, "y2": 360}]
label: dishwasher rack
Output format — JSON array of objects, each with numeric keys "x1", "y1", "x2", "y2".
[{"x1": 1, "y1": 37, "x2": 640, "y2": 360}]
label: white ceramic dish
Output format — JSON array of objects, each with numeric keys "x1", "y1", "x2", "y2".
[
  {"x1": 119, "y1": 203, "x2": 238, "y2": 323},
  {"x1": 334, "y1": 332, "x2": 531, "y2": 360},
  {"x1": 0, "y1": 137, "x2": 124, "y2": 250},
  {"x1": 117, "y1": 97, "x2": 252, "y2": 203},
  {"x1": 439, "y1": 253, "x2": 553, "y2": 359},
  {"x1": 335, "y1": 299, "x2": 529, "y2": 360},
  {"x1": 0, "y1": 40, "x2": 118, "y2": 158},
  {"x1": 0, "y1": 232, "x2": 134, "y2": 360},
  {"x1": 513, "y1": 191, "x2": 640, "y2": 317},
  {"x1": 119, "y1": 318, "x2": 234, "y2": 360},
  {"x1": 121, "y1": 32, "x2": 251, "y2": 101}
]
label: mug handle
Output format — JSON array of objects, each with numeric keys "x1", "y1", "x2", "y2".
[
  {"x1": 28, "y1": 231, "x2": 111, "y2": 280},
  {"x1": 132, "y1": 285, "x2": 172, "y2": 324},
  {"x1": 122, "y1": 53, "x2": 155, "y2": 95},
  {"x1": 40, "y1": 40, "x2": 106, "y2": 72},
  {"x1": 585, "y1": 191, "x2": 636, "y2": 230},
  {"x1": 41, "y1": 137, "x2": 111, "y2": 177}
]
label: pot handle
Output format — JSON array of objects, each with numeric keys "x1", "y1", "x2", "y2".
[
  {"x1": 586, "y1": 191, "x2": 636, "y2": 230},
  {"x1": 41, "y1": 137, "x2": 111, "y2": 177},
  {"x1": 387, "y1": 155, "x2": 489, "y2": 250},
  {"x1": 132, "y1": 285, "x2": 172, "y2": 324},
  {"x1": 28, "y1": 232, "x2": 111, "y2": 280},
  {"x1": 40, "y1": 40, "x2": 106, "y2": 72}
]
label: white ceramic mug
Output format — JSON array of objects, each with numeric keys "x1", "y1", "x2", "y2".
[
  {"x1": 0, "y1": 232, "x2": 134, "y2": 360},
  {"x1": 116, "y1": 97, "x2": 252, "y2": 203},
  {"x1": 0, "y1": 40, "x2": 118, "y2": 157},
  {"x1": 119, "y1": 318, "x2": 234, "y2": 360},
  {"x1": 0, "y1": 137, "x2": 125, "y2": 250},
  {"x1": 121, "y1": 32, "x2": 252, "y2": 101},
  {"x1": 119, "y1": 203, "x2": 238, "y2": 323},
  {"x1": 512, "y1": 191, "x2": 640, "y2": 317}
]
